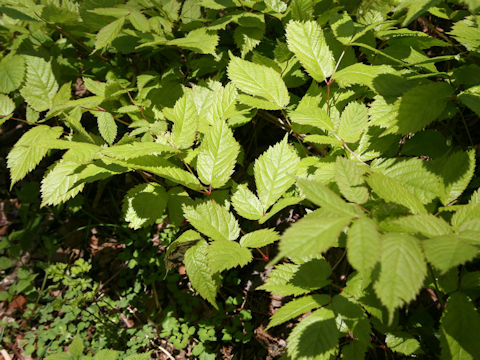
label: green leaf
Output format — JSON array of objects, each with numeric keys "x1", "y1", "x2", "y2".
[
  {"x1": 122, "y1": 183, "x2": 168, "y2": 229},
  {"x1": 267, "y1": 294, "x2": 330, "y2": 329},
  {"x1": 183, "y1": 200, "x2": 240, "y2": 241},
  {"x1": 240, "y1": 228, "x2": 280, "y2": 248},
  {"x1": 288, "y1": 0, "x2": 314, "y2": 21},
  {"x1": 338, "y1": 102, "x2": 368, "y2": 143},
  {"x1": 259, "y1": 196, "x2": 304, "y2": 224},
  {"x1": 20, "y1": 56, "x2": 59, "y2": 112},
  {"x1": 69, "y1": 335, "x2": 84, "y2": 357},
  {"x1": 0, "y1": 94, "x2": 15, "y2": 117},
  {"x1": 422, "y1": 235, "x2": 478, "y2": 274},
  {"x1": 450, "y1": 15, "x2": 480, "y2": 52},
  {"x1": 234, "y1": 25, "x2": 265, "y2": 58},
  {"x1": 41, "y1": 160, "x2": 86, "y2": 207},
  {"x1": 374, "y1": 233, "x2": 427, "y2": 322},
  {"x1": 184, "y1": 240, "x2": 218, "y2": 307},
  {"x1": 94, "y1": 16, "x2": 125, "y2": 51},
  {"x1": 287, "y1": 308, "x2": 339, "y2": 360},
  {"x1": 366, "y1": 172, "x2": 427, "y2": 214},
  {"x1": 167, "y1": 28, "x2": 219, "y2": 54},
  {"x1": 197, "y1": 120, "x2": 240, "y2": 188},
  {"x1": 231, "y1": 184, "x2": 264, "y2": 220},
  {"x1": 0, "y1": 55, "x2": 25, "y2": 93},
  {"x1": 83, "y1": 78, "x2": 106, "y2": 97},
  {"x1": 123, "y1": 353, "x2": 152, "y2": 360},
  {"x1": 398, "y1": 0, "x2": 440, "y2": 26},
  {"x1": 382, "y1": 214, "x2": 452, "y2": 237},
  {"x1": 347, "y1": 218, "x2": 381, "y2": 275},
  {"x1": 440, "y1": 293, "x2": 480, "y2": 359},
  {"x1": 296, "y1": 177, "x2": 363, "y2": 217},
  {"x1": 207, "y1": 240, "x2": 252, "y2": 273},
  {"x1": 335, "y1": 157, "x2": 369, "y2": 204},
  {"x1": 165, "y1": 230, "x2": 202, "y2": 273},
  {"x1": 254, "y1": 136, "x2": 300, "y2": 210},
  {"x1": 277, "y1": 215, "x2": 352, "y2": 260},
  {"x1": 7, "y1": 125, "x2": 63, "y2": 186},
  {"x1": 93, "y1": 349, "x2": 119, "y2": 360},
  {"x1": 285, "y1": 20, "x2": 335, "y2": 82},
  {"x1": 210, "y1": 82, "x2": 238, "y2": 123},
  {"x1": 129, "y1": 10, "x2": 150, "y2": 32},
  {"x1": 289, "y1": 103, "x2": 333, "y2": 131},
  {"x1": 458, "y1": 85, "x2": 480, "y2": 116},
  {"x1": 167, "y1": 187, "x2": 194, "y2": 227},
  {"x1": 95, "y1": 111, "x2": 117, "y2": 145},
  {"x1": 227, "y1": 55, "x2": 290, "y2": 109},
  {"x1": 164, "y1": 91, "x2": 198, "y2": 149},
  {"x1": 385, "y1": 333, "x2": 420, "y2": 356},
  {"x1": 100, "y1": 142, "x2": 178, "y2": 160},
  {"x1": 259, "y1": 259, "x2": 331, "y2": 296},
  {"x1": 333, "y1": 63, "x2": 397, "y2": 91}
]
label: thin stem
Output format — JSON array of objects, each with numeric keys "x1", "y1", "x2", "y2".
[
  {"x1": 330, "y1": 130, "x2": 369, "y2": 167},
  {"x1": 428, "y1": 265, "x2": 445, "y2": 308}
]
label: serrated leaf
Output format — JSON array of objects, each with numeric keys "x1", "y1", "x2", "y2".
[
  {"x1": 207, "y1": 240, "x2": 252, "y2": 273},
  {"x1": 288, "y1": 0, "x2": 314, "y2": 21},
  {"x1": 197, "y1": 120, "x2": 240, "y2": 188},
  {"x1": 259, "y1": 259, "x2": 331, "y2": 296},
  {"x1": 231, "y1": 184, "x2": 264, "y2": 220},
  {"x1": 164, "y1": 92, "x2": 198, "y2": 149},
  {"x1": 20, "y1": 56, "x2": 58, "y2": 112},
  {"x1": 94, "y1": 16, "x2": 125, "y2": 51},
  {"x1": 240, "y1": 228, "x2": 280, "y2": 248},
  {"x1": 167, "y1": 187, "x2": 194, "y2": 227},
  {"x1": 7, "y1": 125, "x2": 63, "y2": 186},
  {"x1": 41, "y1": 160, "x2": 85, "y2": 206},
  {"x1": 267, "y1": 294, "x2": 330, "y2": 329},
  {"x1": 439, "y1": 293, "x2": 480, "y2": 359},
  {"x1": 183, "y1": 200, "x2": 240, "y2": 242},
  {"x1": 366, "y1": 171, "x2": 427, "y2": 215},
  {"x1": 144, "y1": 165, "x2": 203, "y2": 191},
  {"x1": 450, "y1": 15, "x2": 480, "y2": 52},
  {"x1": 277, "y1": 215, "x2": 352, "y2": 260},
  {"x1": 165, "y1": 230, "x2": 202, "y2": 273},
  {"x1": 394, "y1": 82, "x2": 453, "y2": 134},
  {"x1": 285, "y1": 20, "x2": 334, "y2": 82},
  {"x1": 0, "y1": 55, "x2": 25, "y2": 93},
  {"x1": 423, "y1": 235, "x2": 478, "y2": 274},
  {"x1": 234, "y1": 25, "x2": 265, "y2": 58},
  {"x1": 382, "y1": 214, "x2": 452, "y2": 237},
  {"x1": 210, "y1": 83, "x2": 238, "y2": 123},
  {"x1": 385, "y1": 333, "x2": 420, "y2": 356},
  {"x1": 259, "y1": 196, "x2": 304, "y2": 224},
  {"x1": 289, "y1": 103, "x2": 333, "y2": 131},
  {"x1": 167, "y1": 28, "x2": 218, "y2": 54},
  {"x1": 100, "y1": 142, "x2": 178, "y2": 160},
  {"x1": 227, "y1": 55, "x2": 290, "y2": 109},
  {"x1": 335, "y1": 157, "x2": 369, "y2": 204},
  {"x1": 129, "y1": 10, "x2": 150, "y2": 32},
  {"x1": 296, "y1": 177, "x2": 363, "y2": 217},
  {"x1": 122, "y1": 183, "x2": 168, "y2": 229},
  {"x1": 458, "y1": 85, "x2": 480, "y2": 117},
  {"x1": 0, "y1": 94, "x2": 15, "y2": 117},
  {"x1": 347, "y1": 218, "x2": 381, "y2": 275},
  {"x1": 338, "y1": 102, "x2": 368, "y2": 143},
  {"x1": 374, "y1": 233, "x2": 427, "y2": 322},
  {"x1": 254, "y1": 136, "x2": 300, "y2": 210},
  {"x1": 287, "y1": 308, "x2": 339, "y2": 360},
  {"x1": 333, "y1": 63, "x2": 397, "y2": 91},
  {"x1": 184, "y1": 240, "x2": 218, "y2": 308},
  {"x1": 83, "y1": 78, "x2": 106, "y2": 97},
  {"x1": 95, "y1": 111, "x2": 117, "y2": 145},
  {"x1": 69, "y1": 335, "x2": 84, "y2": 357}
]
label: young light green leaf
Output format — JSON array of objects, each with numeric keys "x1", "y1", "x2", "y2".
[
  {"x1": 167, "y1": 187, "x2": 194, "y2": 227},
  {"x1": 277, "y1": 215, "x2": 352, "y2": 260},
  {"x1": 94, "y1": 16, "x2": 125, "y2": 51},
  {"x1": 254, "y1": 136, "x2": 300, "y2": 210},
  {"x1": 259, "y1": 196, "x2": 304, "y2": 224},
  {"x1": 20, "y1": 56, "x2": 58, "y2": 112},
  {"x1": 289, "y1": 103, "x2": 333, "y2": 131},
  {"x1": 197, "y1": 120, "x2": 240, "y2": 188},
  {"x1": 164, "y1": 92, "x2": 198, "y2": 149},
  {"x1": 167, "y1": 28, "x2": 219, "y2": 54},
  {"x1": 439, "y1": 293, "x2": 480, "y2": 359},
  {"x1": 258, "y1": 260, "x2": 331, "y2": 296},
  {"x1": 122, "y1": 183, "x2": 168, "y2": 229},
  {"x1": 366, "y1": 172, "x2": 427, "y2": 214},
  {"x1": 7, "y1": 125, "x2": 63, "y2": 186},
  {"x1": 0, "y1": 94, "x2": 15, "y2": 117},
  {"x1": 207, "y1": 240, "x2": 252, "y2": 273},
  {"x1": 240, "y1": 228, "x2": 280, "y2": 248},
  {"x1": 210, "y1": 83, "x2": 238, "y2": 123},
  {"x1": 338, "y1": 102, "x2": 368, "y2": 143},
  {"x1": 0, "y1": 55, "x2": 25, "y2": 93},
  {"x1": 267, "y1": 294, "x2": 330, "y2": 329},
  {"x1": 227, "y1": 55, "x2": 290, "y2": 109},
  {"x1": 449, "y1": 15, "x2": 480, "y2": 52},
  {"x1": 41, "y1": 160, "x2": 85, "y2": 207},
  {"x1": 95, "y1": 111, "x2": 117, "y2": 145},
  {"x1": 333, "y1": 63, "x2": 397, "y2": 91},
  {"x1": 287, "y1": 308, "x2": 339, "y2": 360},
  {"x1": 385, "y1": 333, "x2": 420, "y2": 356},
  {"x1": 69, "y1": 335, "x2": 84, "y2": 357},
  {"x1": 231, "y1": 184, "x2": 264, "y2": 220},
  {"x1": 422, "y1": 235, "x2": 478, "y2": 274},
  {"x1": 296, "y1": 177, "x2": 363, "y2": 217},
  {"x1": 347, "y1": 218, "x2": 381, "y2": 275},
  {"x1": 335, "y1": 157, "x2": 369, "y2": 204},
  {"x1": 382, "y1": 214, "x2": 452, "y2": 237},
  {"x1": 165, "y1": 230, "x2": 202, "y2": 273},
  {"x1": 100, "y1": 142, "x2": 178, "y2": 160},
  {"x1": 458, "y1": 85, "x2": 480, "y2": 117},
  {"x1": 129, "y1": 10, "x2": 150, "y2": 32},
  {"x1": 183, "y1": 200, "x2": 240, "y2": 242},
  {"x1": 184, "y1": 239, "x2": 218, "y2": 308},
  {"x1": 374, "y1": 233, "x2": 427, "y2": 322},
  {"x1": 285, "y1": 20, "x2": 335, "y2": 82}
]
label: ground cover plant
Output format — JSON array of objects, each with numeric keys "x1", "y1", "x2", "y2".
[{"x1": 1, "y1": 0, "x2": 480, "y2": 358}]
